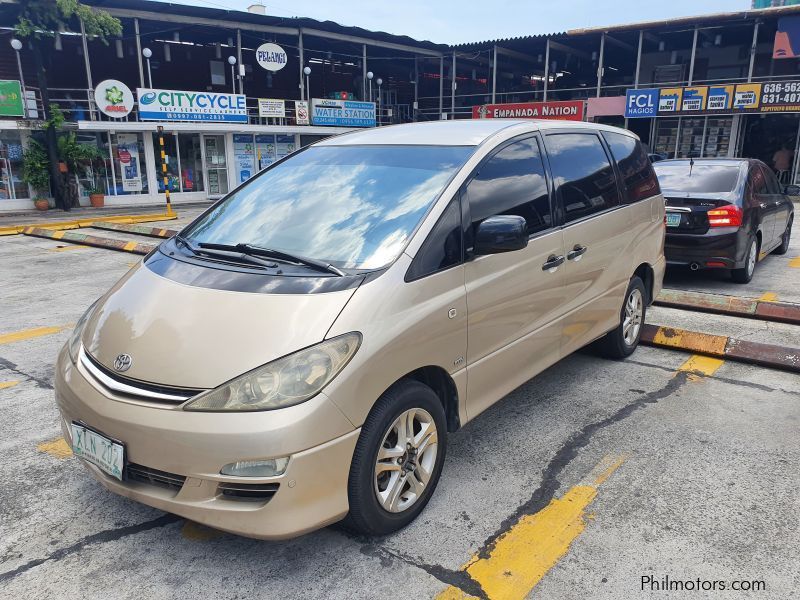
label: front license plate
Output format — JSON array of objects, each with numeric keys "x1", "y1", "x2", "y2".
[
  {"x1": 665, "y1": 212, "x2": 682, "y2": 227},
  {"x1": 71, "y1": 422, "x2": 125, "y2": 481}
]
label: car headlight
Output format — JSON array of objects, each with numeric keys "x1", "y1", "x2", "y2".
[
  {"x1": 183, "y1": 332, "x2": 361, "y2": 412},
  {"x1": 67, "y1": 301, "x2": 99, "y2": 364}
]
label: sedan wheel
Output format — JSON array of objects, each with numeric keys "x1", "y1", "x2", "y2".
[{"x1": 731, "y1": 238, "x2": 757, "y2": 284}]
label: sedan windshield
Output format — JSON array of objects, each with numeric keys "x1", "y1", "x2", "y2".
[
  {"x1": 183, "y1": 145, "x2": 474, "y2": 270},
  {"x1": 653, "y1": 163, "x2": 741, "y2": 194}
]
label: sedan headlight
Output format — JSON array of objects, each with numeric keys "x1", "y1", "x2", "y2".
[
  {"x1": 183, "y1": 332, "x2": 361, "y2": 412},
  {"x1": 67, "y1": 301, "x2": 99, "y2": 364}
]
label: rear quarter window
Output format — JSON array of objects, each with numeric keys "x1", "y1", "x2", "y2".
[{"x1": 602, "y1": 131, "x2": 661, "y2": 203}]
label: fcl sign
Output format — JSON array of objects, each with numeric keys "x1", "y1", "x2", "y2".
[{"x1": 625, "y1": 88, "x2": 659, "y2": 118}]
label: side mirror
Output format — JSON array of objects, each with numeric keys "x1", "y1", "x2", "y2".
[
  {"x1": 473, "y1": 215, "x2": 528, "y2": 255},
  {"x1": 783, "y1": 184, "x2": 800, "y2": 196}
]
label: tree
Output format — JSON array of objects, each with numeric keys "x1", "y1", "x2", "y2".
[{"x1": 15, "y1": 0, "x2": 121, "y2": 211}]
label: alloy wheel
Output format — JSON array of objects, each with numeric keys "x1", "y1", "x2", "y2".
[
  {"x1": 747, "y1": 239, "x2": 757, "y2": 277},
  {"x1": 374, "y1": 408, "x2": 438, "y2": 513},
  {"x1": 622, "y1": 288, "x2": 643, "y2": 346}
]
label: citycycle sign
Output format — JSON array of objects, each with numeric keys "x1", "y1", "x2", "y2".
[
  {"x1": 311, "y1": 98, "x2": 376, "y2": 127},
  {"x1": 136, "y1": 88, "x2": 247, "y2": 122}
]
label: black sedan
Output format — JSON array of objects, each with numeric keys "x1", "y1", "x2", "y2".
[{"x1": 652, "y1": 158, "x2": 795, "y2": 283}]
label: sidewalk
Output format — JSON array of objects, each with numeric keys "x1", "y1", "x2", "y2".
[{"x1": 0, "y1": 201, "x2": 213, "y2": 228}]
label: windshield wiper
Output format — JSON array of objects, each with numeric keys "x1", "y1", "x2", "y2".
[
  {"x1": 176, "y1": 236, "x2": 280, "y2": 269},
  {"x1": 198, "y1": 242, "x2": 346, "y2": 277}
]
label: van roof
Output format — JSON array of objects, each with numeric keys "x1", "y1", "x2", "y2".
[{"x1": 317, "y1": 119, "x2": 637, "y2": 146}]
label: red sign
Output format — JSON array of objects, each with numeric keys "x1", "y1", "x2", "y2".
[{"x1": 472, "y1": 100, "x2": 585, "y2": 121}]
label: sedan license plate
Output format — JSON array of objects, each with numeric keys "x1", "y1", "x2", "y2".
[
  {"x1": 71, "y1": 422, "x2": 125, "y2": 481},
  {"x1": 665, "y1": 212, "x2": 682, "y2": 227}
]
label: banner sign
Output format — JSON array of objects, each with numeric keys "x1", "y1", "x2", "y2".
[
  {"x1": 295, "y1": 100, "x2": 309, "y2": 125},
  {"x1": 256, "y1": 43, "x2": 288, "y2": 72},
  {"x1": 116, "y1": 133, "x2": 142, "y2": 192},
  {"x1": 257, "y1": 98, "x2": 285, "y2": 118},
  {"x1": 137, "y1": 88, "x2": 247, "y2": 122},
  {"x1": 233, "y1": 134, "x2": 255, "y2": 183},
  {"x1": 625, "y1": 89, "x2": 659, "y2": 118},
  {"x1": 0, "y1": 80, "x2": 24, "y2": 117},
  {"x1": 473, "y1": 100, "x2": 584, "y2": 121},
  {"x1": 95, "y1": 79, "x2": 134, "y2": 118},
  {"x1": 311, "y1": 99, "x2": 375, "y2": 127},
  {"x1": 774, "y1": 16, "x2": 800, "y2": 59}
]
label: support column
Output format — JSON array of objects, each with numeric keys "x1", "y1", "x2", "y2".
[
  {"x1": 688, "y1": 26, "x2": 698, "y2": 85},
  {"x1": 439, "y1": 56, "x2": 444, "y2": 119},
  {"x1": 451, "y1": 52, "x2": 456, "y2": 118},
  {"x1": 414, "y1": 56, "x2": 419, "y2": 121},
  {"x1": 543, "y1": 39, "x2": 550, "y2": 102},
  {"x1": 80, "y1": 19, "x2": 95, "y2": 120},
  {"x1": 596, "y1": 33, "x2": 605, "y2": 97},
  {"x1": 298, "y1": 30, "x2": 305, "y2": 101},
  {"x1": 157, "y1": 125, "x2": 173, "y2": 214},
  {"x1": 748, "y1": 21, "x2": 759, "y2": 83},
  {"x1": 134, "y1": 18, "x2": 144, "y2": 89},
  {"x1": 634, "y1": 30, "x2": 643, "y2": 88},
  {"x1": 236, "y1": 29, "x2": 243, "y2": 95},
  {"x1": 491, "y1": 45, "x2": 497, "y2": 103}
]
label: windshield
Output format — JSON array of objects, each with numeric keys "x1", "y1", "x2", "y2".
[
  {"x1": 653, "y1": 163, "x2": 741, "y2": 194},
  {"x1": 183, "y1": 144, "x2": 474, "y2": 270}
]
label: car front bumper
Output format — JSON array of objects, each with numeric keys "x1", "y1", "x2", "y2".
[{"x1": 54, "y1": 346, "x2": 359, "y2": 540}]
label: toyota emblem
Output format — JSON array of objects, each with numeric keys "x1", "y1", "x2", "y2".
[{"x1": 113, "y1": 353, "x2": 132, "y2": 372}]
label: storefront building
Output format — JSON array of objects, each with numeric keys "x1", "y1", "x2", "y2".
[{"x1": 4, "y1": 1, "x2": 800, "y2": 210}]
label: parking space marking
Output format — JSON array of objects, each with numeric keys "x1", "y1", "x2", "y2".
[
  {"x1": 48, "y1": 245, "x2": 88, "y2": 253},
  {"x1": 789, "y1": 256, "x2": 800, "y2": 268},
  {"x1": 0, "y1": 325, "x2": 68, "y2": 345},
  {"x1": 37, "y1": 437, "x2": 73, "y2": 459},
  {"x1": 677, "y1": 355, "x2": 724, "y2": 377},
  {"x1": 758, "y1": 292, "x2": 778, "y2": 302},
  {"x1": 0, "y1": 380, "x2": 20, "y2": 390},
  {"x1": 435, "y1": 455, "x2": 626, "y2": 600},
  {"x1": 181, "y1": 521, "x2": 226, "y2": 541}
]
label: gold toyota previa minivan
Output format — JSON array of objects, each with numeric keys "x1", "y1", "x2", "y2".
[{"x1": 55, "y1": 120, "x2": 665, "y2": 539}]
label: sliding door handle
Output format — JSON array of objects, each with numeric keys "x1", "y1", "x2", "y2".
[
  {"x1": 542, "y1": 254, "x2": 565, "y2": 271},
  {"x1": 567, "y1": 244, "x2": 588, "y2": 261}
]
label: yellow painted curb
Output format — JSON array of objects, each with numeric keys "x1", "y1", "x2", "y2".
[{"x1": 0, "y1": 211, "x2": 177, "y2": 236}]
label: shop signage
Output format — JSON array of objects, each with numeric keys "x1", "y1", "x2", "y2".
[
  {"x1": 473, "y1": 100, "x2": 584, "y2": 121},
  {"x1": 94, "y1": 79, "x2": 134, "y2": 118},
  {"x1": 256, "y1": 43, "x2": 288, "y2": 72},
  {"x1": 311, "y1": 98, "x2": 375, "y2": 127},
  {"x1": 233, "y1": 134, "x2": 255, "y2": 182},
  {"x1": 773, "y1": 16, "x2": 800, "y2": 59},
  {"x1": 116, "y1": 133, "x2": 142, "y2": 192},
  {"x1": 0, "y1": 80, "x2": 24, "y2": 117},
  {"x1": 137, "y1": 88, "x2": 247, "y2": 122},
  {"x1": 625, "y1": 89, "x2": 659, "y2": 118},
  {"x1": 257, "y1": 98, "x2": 286, "y2": 118},
  {"x1": 295, "y1": 100, "x2": 309, "y2": 125}
]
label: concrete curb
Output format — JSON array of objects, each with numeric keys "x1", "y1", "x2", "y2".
[
  {"x1": 655, "y1": 289, "x2": 800, "y2": 325},
  {"x1": 641, "y1": 323, "x2": 800, "y2": 373},
  {"x1": 89, "y1": 222, "x2": 178, "y2": 239},
  {"x1": 0, "y1": 211, "x2": 177, "y2": 237},
  {"x1": 22, "y1": 227, "x2": 157, "y2": 255}
]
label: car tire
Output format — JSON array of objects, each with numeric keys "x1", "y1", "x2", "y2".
[
  {"x1": 773, "y1": 218, "x2": 793, "y2": 255},
  {"x1": 731, "y1": 237, "x2": 758, "y2": 283},
  {"x1": 342, "y1": 379, "x2": 447, "y2": 537},
  {"x1": 595, "y1": 276, "x2": 646, "y2": 359}
]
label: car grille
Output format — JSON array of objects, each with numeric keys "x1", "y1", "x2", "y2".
[
  {"x1": 218, "y1": 482, "x2": 280, "y2": 502},
  {"x1": 126, "y1": 463, "x2": 187, "y2": 491}
]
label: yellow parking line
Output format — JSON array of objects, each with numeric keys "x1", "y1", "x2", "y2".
[
  {"x1": 758, "y1": 292, "x2": 778, "y2": 302},
  {"x1": 123, "y1": 241, "x2": 138, "y2": 252},
  {"x1": 48, "y1": 244, "x2": 88, "y2": 252},
  {"x1": 789, "y1": 257, "x2": 800, "y2": 268},
  {"x1": 0, "y1": 380, "x2": 20, "y2": 390},
  {"x1": 181, "y1": 521, "x2": 226, "y2": 541},
  {"x1": 435, "y1": 455, "x2": 627, "y2": 600},
  {"x1": 677, "y1": 354, "x2": 724, "y2": 377},
  {"x1": 37, "y1": 437, "x2": 73, "y2": 459},
  {"x1": 0, "y1": 325, "x2": 68, "y2": 345}
]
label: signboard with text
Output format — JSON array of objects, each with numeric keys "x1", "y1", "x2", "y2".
[
  {"x1": 137, "y1": 88, "x2": 247, "y2": 122},
  {"x1": 311, "y1": 98, "x2": 375, "y2": 127},
  {"x1": 257, "y1": 98, "x2": 286, "y2": 118},
  {"x1": 473, "y1": 100, "x2": 584, "y2": 121},
  {"x1": 0, "y1": 80, "x2": 24, "y2": 117}
]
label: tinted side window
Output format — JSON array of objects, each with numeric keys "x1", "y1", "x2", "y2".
[
  {"x1": 545, "y1": 133, "x2": 620, "y2": 223},
  {"x1": 466, "y1": 137, "x2": 552, "y2": 236},
  {"x1": 760, "y1": 165, "x2": 782, "y2": 194},
  {"x1": 406, "y1": 197, "x2": 462, "y2": 281},
  {"x1": 602, "y1": 131, "x2": 661, "y2": 203},
  {"x1": 749, "y1": 166, "x2": 767, "y2": 195}
]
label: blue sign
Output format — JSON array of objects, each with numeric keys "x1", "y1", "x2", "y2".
[
  {"x1": 311, "y1": 99, "x2": 376, "y2": 127},
  {"x1": 625, "y1": 88, "x2": 659, "y2": 118}
]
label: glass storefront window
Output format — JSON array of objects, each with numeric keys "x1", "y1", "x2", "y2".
[
  {"x1": 178, "y1": 133, "x2": 204, "y2": 193},
  {"x1": 111, "y1": 133, "x2": 148, "y2": 195},
  {"x1": 233, "y1": 134, "x2": 255, "y2": 185},
  {"x1": 152, "y1": 132, "x2": 180, "y2": 193},
  {"x1": 204, "y1": 135, "x2": 228, "y2": 196},
  {"x1": 0, "y1": 132, "x2": 27, "y2": 199},
  {"x1": 703, "y1": 117, "x2": 732, "y2": 158},
  {"x1": 653, "y1": 119, "x2": 680, "y2": 158},
  {"x1": 677, "y1": 117, "x2": 705, "y2": 158},
  {"x1": 74, "y1": 132, "x2": 112, "y2": 197}
]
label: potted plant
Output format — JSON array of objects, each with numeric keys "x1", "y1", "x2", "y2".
[
  {"x1": 88, "y1": 185, "x2": 105, "y2": 208},
  {"x1": 21, "y1": 140, "x2": 52, "y2": 210}
]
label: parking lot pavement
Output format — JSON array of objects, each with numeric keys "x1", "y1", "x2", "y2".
[{"x1": 1, "y1": 217, "x2": 798, "y2": 599}]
